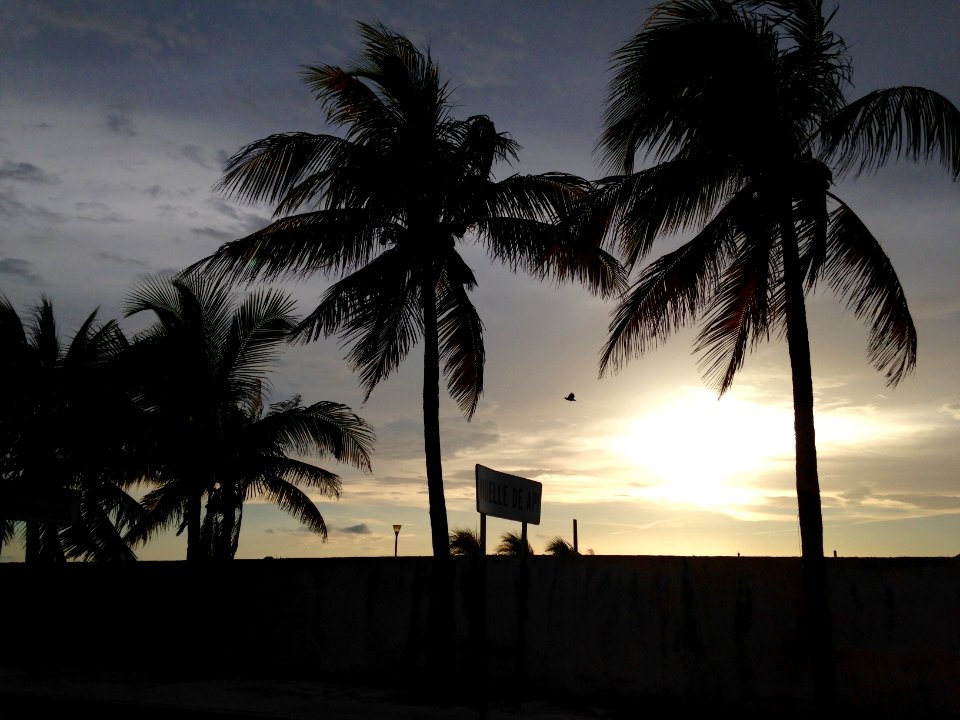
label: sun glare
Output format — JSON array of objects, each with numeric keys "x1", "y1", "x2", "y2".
[{"x1": 609, "y1": 387, "x2": 795, "y2": 511}]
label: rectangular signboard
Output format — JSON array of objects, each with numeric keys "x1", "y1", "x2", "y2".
[{"x1": 475, "y1": 464, "x2": 542, "y2": 524}]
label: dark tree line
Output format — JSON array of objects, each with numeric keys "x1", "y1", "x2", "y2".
[{"x1": 0, "y1": 274, "x2": 375, "y2": 562}]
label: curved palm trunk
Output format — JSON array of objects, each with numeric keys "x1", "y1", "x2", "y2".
[
  {"x1": 780, "y1": 206, "x2": 836, "y2": 710},
  {"x1": 421, "y1": 267, "x2": 449, "y2": 558}
]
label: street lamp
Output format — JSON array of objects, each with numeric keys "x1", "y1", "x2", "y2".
[{"x1": 393, "y1": 524, "x2": 401, "y2": 557}]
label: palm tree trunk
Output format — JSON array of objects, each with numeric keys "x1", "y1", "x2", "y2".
[
  {"x1": 25, "y1": 520, "x2": 40, "y2": 564},
  {"x1": 420, "y1": 263, "x2": 456, "y2": 695},
  {"x1": 421, "y1": 266, "x2": 449, "y2": 558},
  {"x1": 186, "y1": 490, "x2": 202, "y2": 561},
  {"x1": 780, "y1": 206, "x2": 836, "y2": 710}
]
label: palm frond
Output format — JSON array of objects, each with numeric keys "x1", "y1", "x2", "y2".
[
  {"x1": 590, "y1": 159, "x2": 746, "y2": 270},
  {"x1": 819, "y1": 87, "x2": 960, "y2": 181},
  {"x1": 253, "y1": 399, "x2": 375, "y2": 471},
  {"x1": 223, "y1": 287, "x2": 298, "y2": 396},
  {"x1": 599, "y1": 190, "x2": 748, "y2": 376},
  {"x1": 694, "y1": 230, "x2": 776, "y2": 394},
  {"x1": 215, "y1": 132, "x2": 354, "y2": 209},
  {"x1": 191, "y1": 210, "x2": 392, "y2": 285},
  {"x1": 436, "y1": 255, "x2": 485, "y2": 418},
  {"x1": 252, "y1": 478, "x2": 330, "y2": 538},
  {"x1": 822, "y1": 199, "x2": 917, "y2": 385},
  {"x1": 294, "y1": 248, "x2": 422, "y2": 401},
  {"x1": 495, "y1": 530, "x2": 533, "y2": 557},
  {"x1": 545, "y1": 536, "x2": 576, "y2": 555},
  {"x1": 449, "y1": 527, "x2": 482, "y2": 556}
]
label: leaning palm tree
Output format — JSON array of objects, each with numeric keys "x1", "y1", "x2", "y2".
[
  {"x1": 495, "y1": 530, "x2": 534, "y2": 557},
  {"x1": 123, "y1": 272, "x2": 375, "y2": 560},
  {"x1": 587, "y1": 0, "x2": 960, "y2": 707},
  {"x1": 0, "y1": 295, "x2": 144, "y2": 562},
  {"x1": 448, "y1": 526, "x2": 482, "y2": 557},
  {"x1": 197, "y1": 22, "x2": 623, "y2": 558}
]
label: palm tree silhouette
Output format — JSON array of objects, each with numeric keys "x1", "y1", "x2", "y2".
[
  {"x1": 495, "y1": 530, "x2": 534, "y2": 557},
  {"x1": 0, "y1": 296, "x2": 143, "y2": 562},
  {"x1": 449, "y1": 526, "x2": 482, "y2": 556},
  {"x1": 197, "y1": 22, "x2": 622, "y2": 557},
  {"x1": 586, "y1": 0, "x2": 960, "y2": 707},
  {"x1": 545, "y1": 536, "x2": 576, "y2": 555},
  {"x1": 123, "y1": 273, "x2": 374, "y2": 560}
]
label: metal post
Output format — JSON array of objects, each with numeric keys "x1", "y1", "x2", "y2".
[
  {"x1": 480, "y1": 513, "x2": 487, "y2": 555},
  {"x1": 393, "y1": 524, "x2": 401, "y2": 557},
  {"x1": 573, "y1": 518, "x2": 578, "y2": 553}
]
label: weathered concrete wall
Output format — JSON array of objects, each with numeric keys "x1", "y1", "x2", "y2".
[{"x1": 1, "y1": 556, "x2": 956, "y2": 717}]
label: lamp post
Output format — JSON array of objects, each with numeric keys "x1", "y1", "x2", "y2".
[{"x1": 393, "y1": 524, "x2": 401, "y2": 557}]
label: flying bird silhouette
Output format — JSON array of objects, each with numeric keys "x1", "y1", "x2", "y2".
[{"x1": 564, "y1": 393, "x2": 576, "y2": 401}]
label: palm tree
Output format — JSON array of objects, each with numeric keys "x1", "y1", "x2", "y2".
[
  {"x1": 587, "y1": 0, "x2": 960, "y2": 706},
  {"x1": 495, "y1": 530, "x2": 534, "y2": 557},
  {"x1": 545, "y1": 536, "x2": 576, "y2": 556},
  {"x1": 0, "y1": 295, "x2": 144, "y2": 562},
  {"x1": 123, "y1": 272, "x2": 375, "y2": 560},
  {"x1": 197, "y1": 22, "x2": 623, "y2": 558},
  {"x1": 449, "y1": 526, "x2": 482, "y2": 556}
]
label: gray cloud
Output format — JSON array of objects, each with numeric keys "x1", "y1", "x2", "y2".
[
  {"x1": 105, "y1": 111, "x2": 136, "y2": 137},
  {"x1": 339, "y1": 523, "x2": 373, "y2": 535},
  {"x1": 0, "y1": 189, "x2": 66, "y2": 223},
  {"x1": 191, "y1": 226, "x2": 235, "y2": 242},
  {"x1": 206, "y1": 198, "x2": 270, "y2": 235},
  {"x1": 0, "y1": 161, "x2": 58, "y2": 184},
  {"x1": 93, "y1": 251, "x2": 149, "y2": 268},
  {"x1": 0, "y1": 258, "x2": 41, "y2": 283},
  {"x1": 74, "y1": 201, "x2": 128, "y2": 223},
  {"x1": 179, "y1": 145, "x2": 214, "y2": 169}
]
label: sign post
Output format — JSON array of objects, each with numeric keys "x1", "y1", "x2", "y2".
[{"x1": 474, "y1": 464, "x2": 542, "y2": 707}]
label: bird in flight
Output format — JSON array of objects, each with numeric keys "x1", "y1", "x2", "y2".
[{"x1": 564, "y1": 393, "x2": 576, "y2": 402}]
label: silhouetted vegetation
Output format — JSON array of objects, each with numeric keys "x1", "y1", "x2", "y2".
[
  {"x1": 545, "y1": 537, "x2": 576, "y2": 555},
  {"x1": 495, "y1": 530, "x2": 534, "y2": 557},
  {"x1": 583, "y1": 0, "x2": 960, "y2": 709},
  {"x1": 0, "y1": 296, "x2": 145, "y2": 562},
  {"x1": 196, "y1": 22, "x2": 624, "y2": 558},
  {"x1": 449, "y1": 527, "x2": 482, "y2": 556},
  {"x1": 122, "y1": 272, "x2": 375, "y2": 561},
  {"x1": 0, "y1": 277, "x2": 374, "y2": 562}
]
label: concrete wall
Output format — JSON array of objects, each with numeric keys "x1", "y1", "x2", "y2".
[{"x1": 1, "y1": 556, "x2": 956, "y2": 717}]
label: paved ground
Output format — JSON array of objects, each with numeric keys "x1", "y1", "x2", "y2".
[{"x1": 0, "y1": 668, "x2": 640, "y2": 719}]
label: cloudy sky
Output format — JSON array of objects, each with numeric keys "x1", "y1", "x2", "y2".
[{"x1": 1, "y1": 1, "x2": 957, "y2": 560}]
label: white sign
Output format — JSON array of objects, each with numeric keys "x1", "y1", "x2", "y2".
[{"x1": 475, "y1": 464, "x2": 542, "y2": 524}]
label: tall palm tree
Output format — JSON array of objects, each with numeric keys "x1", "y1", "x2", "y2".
[
  {"x1": 197, "y1": 22, "x2": 623, "y2": 558},
  {"x1": 124, "y1": 273, "x2": 375, "y2": 560},
  {"x1": 587, "y1": 0, "x2": 960, "y2": 706},
  {"x1": 0, "y1": 295, "x2": 143, "y2": 562}
]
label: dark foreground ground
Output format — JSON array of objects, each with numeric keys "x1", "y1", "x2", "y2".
[{"x1": 0, "y1": 667, "x2": 883, "y2": 720}]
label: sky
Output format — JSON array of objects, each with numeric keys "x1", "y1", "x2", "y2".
[{"x1": 1, "y1": 0, "x2": 957, "y2": 561}]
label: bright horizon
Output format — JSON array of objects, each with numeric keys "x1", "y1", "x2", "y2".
[{"x1": 1, "y1": 1, "x2": 957, "y2": 560}]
